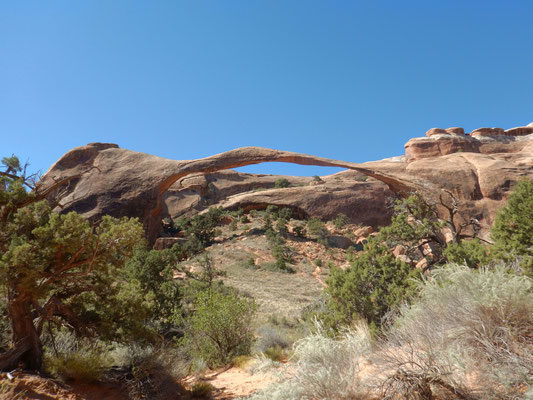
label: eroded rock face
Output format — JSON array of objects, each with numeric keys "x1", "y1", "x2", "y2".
[
  {"x1": 406, "y1": 123, "x2": 533, "y2": 161},
  {"x1": 40, "y1": 124, "x2": 533, "y2": 244}
]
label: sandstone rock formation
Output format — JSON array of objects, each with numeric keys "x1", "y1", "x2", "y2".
[
  {"x1": 39, "y1": 123, "x2": 533, "y2": 244},
  {"x1": 405, "y1": 123, "x2": 533, "y2": 160}
]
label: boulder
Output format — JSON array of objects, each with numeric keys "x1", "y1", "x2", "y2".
[
  {"x1": 326, "y1": 235, "x2": 355, "y2": 249},
  {"x1": 415, "y1": 258, "x2": 428, "y2": 270},
  {"x1": 353, "y1": 226, "x2": 374, "y2": 237},
  {"x1": 393, "y1": 245, "x2": 407, "y2": 257}
]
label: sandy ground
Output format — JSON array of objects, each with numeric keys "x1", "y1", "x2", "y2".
[{"x1": 184, "y1": 365, "x2": 275, "y2": 399}]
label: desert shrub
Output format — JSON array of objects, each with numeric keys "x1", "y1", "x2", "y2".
[
  {"x1": 266, "y1": 205, "x2": 279, "y2": 218},
  {"x1": 278, "y1": 207, "x2": 292, "y2": 220},
  {"x1": 324, "y1": 239, "x2": 420, "y2": 332},
  {"x1": 272, "y1": 244, "x2": 294, "y2": 263},
  {"x1": 249, "y1": 322, "x2": 371, "y2": 400},
  {"x1": 276, "y1": 217, "x2": 289, "y2": 236},
  {"x1": 261, "y1": 260, "x2": 295, "y2": 274},
  {"x1": 332, "y1": 213, "x2": 349, "y2": 229},
  {"x1": 262, "y1": 214, "x2": 273, "y2": 232},
  {"x1": 307, "y1": 217, "x2": 328, "y2": 239},
  {"x1": 380, "y1": 264, "x2": 533, "y2": 400},
  {"x1": 274, "y1": 178, "x2": 290, "y2": 188},
  {"x1": 256, "y1": 326, "x2": 290, "y2": 353},
  {"x1": 232, "y1": 354, "x2": 253, "y2": 368},
  {"x1": 174, "y1": 207, "x2": 225, "y2": 252},
  {"x1": 44, "y1": 336, "x2": 111, "y2": 383},
  {"x1": 191, "y1": 381, "x2": 215, "y2": 398},
  {"x1": 182, "y1": 290, "x2": 257, "y2": 368},
  {"x1": 111, "y1": 344, "x2": 188, "y2": 400},
  {"x1": 245, "y1": 257, "x2": 256, "y2": 269},
  {"x1": 264, "y1": 345, "x2": 287, "y2": 362},
  {"x1": 230, "y1": 219, "x2": 238, "y2": 231},
  {"x1": 266, "y1": 228, "x2": 284, "y2": 245},
  {"x1": 240, "y1": 214, "x2": 250, "y2": 223},
  {"x1": 292, "y1": 223, "x2": 306, "y2": 237}
]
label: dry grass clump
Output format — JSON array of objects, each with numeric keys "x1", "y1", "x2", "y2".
[
  {"x1": 110, "y1": 344, "x2": 188, "y2": 400},
  {"x1": 43, "y1": 331, "x2": 111, "y2": 383},
  {"x1": 248, "y1": 322, "x2": 372, "y2": 400}
]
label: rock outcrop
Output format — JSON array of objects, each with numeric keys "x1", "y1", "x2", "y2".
[
  {"x1": 39, "y1": 123, "x2": 533, "y2": 244},
  {"x1": 406, "y1": 123, "x2": 533, "y2": 161}
]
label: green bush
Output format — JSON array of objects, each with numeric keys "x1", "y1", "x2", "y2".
[
  {"x1": 276, "y1": 217, "x2": 289, "y2": 236},
  {"x1": 261, "y1": 259, "x2": 295, "y2": 274},
  {"x1": 332, "y1": 213, "x2": 349, "y2": 229},
  {"x1": 272, "y1": 244, "x2": 293, "y2": 264},
  {"x1": 123, "y1": 245, "x2": 182, "y2": 329},
  {"x1": 491, "y1": 179, "x2": 533, "y2": 275},
  {"x1": 183, "y1": 290, "x2": 257, "y2": 368},
  {"x1": 443, "y1": 238, "x2": 492, "y2": 268},
  {"x1": 274, "y1": 178, "x2": 290, "y2": 188},
  {"x1": 307, "y1": 218, "x2": 328, "y2": 239},
  {"x1": 324, "y1": 239, "x2": 421, "y2": 332},
  {"x1": 292, "y1": 223, "x2": 306, "y2": 237},
  {"x1": 266, "y1": 205, "x2": 279, "y2": 218}
]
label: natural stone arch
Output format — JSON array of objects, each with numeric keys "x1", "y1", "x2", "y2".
[
  {"x1": 40, "y1": 144, "x2": 431, "y2": 243},
  {"x1": 146, "y1": 147, "x2": 427, "y2": 241}
]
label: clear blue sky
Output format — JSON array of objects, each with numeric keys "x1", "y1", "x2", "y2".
[{"x1": 2, "y1": 1, "x2": 532, "y2": 177}]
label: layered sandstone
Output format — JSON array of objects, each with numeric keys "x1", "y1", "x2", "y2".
[{"x1": 39, "y1": 123, "x2": 533, "y2": 244}]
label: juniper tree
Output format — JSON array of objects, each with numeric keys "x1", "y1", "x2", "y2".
[{"x1": 0, "y1": 156, "x2": 149, "y2": 371}]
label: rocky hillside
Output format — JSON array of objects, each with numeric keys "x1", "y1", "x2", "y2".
[{"x1": 39, "y1": 123, "x2": 533, "y2": 244}]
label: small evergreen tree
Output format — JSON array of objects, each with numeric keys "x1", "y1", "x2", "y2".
[
  {"x1": 0, "y1": 156, "x2": 151, "y2": 371},
  {"x1": 324, "y1": 240, "x2": 420, "y2": 332},
  {"x1": 491, "y1": 179, "x2": 533, "y2": 275}
]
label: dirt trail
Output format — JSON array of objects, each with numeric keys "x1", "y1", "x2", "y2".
[{"x1": 184, "y1": 366, "x2": 274, "y2": 399}]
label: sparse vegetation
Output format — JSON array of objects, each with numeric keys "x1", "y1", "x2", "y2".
[
  {"x1": 323, "y1": 240, "x2": 420, "y2": 332},
  {"x1": 274, "y1": 178, "x2": 290, "y2": 188},
  {"x1": 332, "y1": 212, "x2": 349, "y2": 228},
  {"x1": 307, "y1": 217, "x2": 328, "y2": 240},
  {"x1": 182, "y1": 289, "x2": 257, "y2": 368},
  {"x1": 190, "y1": 381, "x2": 216, "y2": 398}
]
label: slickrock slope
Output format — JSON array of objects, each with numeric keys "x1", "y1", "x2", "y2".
[{"x1": 39, "y1": 123, "x2": 533, "y2": 243}]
